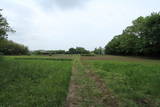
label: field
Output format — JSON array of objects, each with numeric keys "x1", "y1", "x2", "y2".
[
  {"x1": 82, "y1": 56, "x2": 160, "y2": 107},
  {"x1": 0, "y1": 55, "x2": 160, "y2": 107},
  {"x1": 0, "y1": 56, "x2": 72, "y2": 106}
]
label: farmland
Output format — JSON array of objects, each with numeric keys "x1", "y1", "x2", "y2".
[
  {"x1": 0, "y1": 55, "x2": 160, "y2": 107},
  {"x1": 82, "y1": 55, "x2": 160, "y2": 107},
  {"x1": 1, "y1": 1, "x2": 160, "y2": 107},
  {"x1": 0, "y1": 56, "x2": 72, "y2": 106}
]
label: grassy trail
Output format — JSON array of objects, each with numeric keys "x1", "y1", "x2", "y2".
[{"x1": 66, "y1": 56, "x2": 118, "y2": 107}]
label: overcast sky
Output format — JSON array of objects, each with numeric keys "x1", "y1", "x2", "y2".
[{"x1": 0, "y1": 0, "x2": 160, "y2": 50}]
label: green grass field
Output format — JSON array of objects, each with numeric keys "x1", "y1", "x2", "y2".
[
  {"x1": 0, "y1": 55, "x2": 160, "y2": 107},
  {"x1": 0, "y1": 56, "x2": 72, "y2": 106},
  {"x1": 83, "y1": 57, "x2": 160, "y2": 107}
]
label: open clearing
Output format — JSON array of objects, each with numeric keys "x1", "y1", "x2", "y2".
[{"x1": 0, "y1": 55, "x2": 160, "y2": 107}]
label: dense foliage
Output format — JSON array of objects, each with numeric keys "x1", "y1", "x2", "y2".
[
  {"x1": 105, "y1": 12, "x2": 160, "y2": 56},
  {"x1": 93, "y1": 47, "x2": 104, "y2": 55},
  {"x1": 33, "y1": 47, "x2": 91, "y2": 55},
  {"x1": 0, "y1": 39, "x2": 29, "y2": 55},
  {"x1": 67, "y1": 47, "x2": 90, "y2": 54}
]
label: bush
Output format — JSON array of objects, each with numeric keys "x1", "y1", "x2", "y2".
[{"x1": 0, "y1": 39, "x2": 29, "y2": 55}]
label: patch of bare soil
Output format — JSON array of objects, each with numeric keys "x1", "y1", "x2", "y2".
[
  {"x1": 65, "y1": 66, "x2": 81, "y2": 107},
  {"x1": 81, "y1": 55, "x2": 157, "y2": 63}
]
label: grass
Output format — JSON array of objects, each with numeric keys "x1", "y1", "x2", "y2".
[
  {"x1": 1, "y1": 55, "x2": 160, "y2": 106},
  {"x1": 3, "y1": 55, "x2": 73, "y2": 60},
  {"x1": 67, "y1": 56, "x2": 115, "y2": 107},
  {"x1": 84, "y1": 58, "x2": 160, "y2": 107},
  {"x1": 15, "y1": 57, "x2": 72, "y2": 61},
  {"x1": 73, "y1": 56, "x2": 104, "y2": 107},
  {"x1": 0, "y1": 56, "x2": 72, "y2": 107},
  {"x1": 81, "y1": 55, "x2": 160, "y2": 63}
]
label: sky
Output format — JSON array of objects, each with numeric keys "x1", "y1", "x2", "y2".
[{"x1": 0, "y1": 0, "x2": 160, "y2": 50}]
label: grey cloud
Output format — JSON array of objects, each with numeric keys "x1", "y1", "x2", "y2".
[
  {"x1": 2, "y1": 0, "x2": 160, "y2": 50},
  {"x1": 37, "y1": 0, "x2": 89, "y2": 9}
]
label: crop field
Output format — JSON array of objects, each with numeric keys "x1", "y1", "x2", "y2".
[
  {"x1": 1, "y1": 2, "x2": 160, "y2": 106},
  {"x1": 82, "y1": 55, "x2": 160, "y2": 107},
  {"x1": 0, "y1": 56, "x2": 72, "y2": 106},
  {"x1": 0, "y1": 55, "x2": 160, "y2": 107}
]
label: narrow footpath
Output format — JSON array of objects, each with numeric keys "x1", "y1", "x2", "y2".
[{"x1": 66, "y1": 56, "x2": 119, "y2": 107}]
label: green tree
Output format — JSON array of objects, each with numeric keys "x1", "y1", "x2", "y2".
[
  {"x1": 105, "y1": 12, "x2": 160, "y2": 56},
  {"x1": 68, "y1": 47, "x2": 90, "y2": 54},
  {"x1": 105, "y1": 35, "x2": 121, "y2": 55},
  {"x1": 0, "y1": 9, "x2": 14, "y2": 39},
  {"x1": 94, "y1": 47, "x2": 104, "y2": 55},
  {"x1": 76, "y1": 47, "x2": 90, "y2": 54},
  {"x1": 0, "y1": 39, "x2": 29, "y2": 55},
  {"x1": 68, "y1": 48, "x2": 77, "y2": 54}
]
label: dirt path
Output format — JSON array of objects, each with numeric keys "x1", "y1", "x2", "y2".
[
  {"x1": 65, "y1": 64, "x2": 81, "y2": 107},
  {"x1": 66, "y1": 57, "x2": 119, "y2": 107}
]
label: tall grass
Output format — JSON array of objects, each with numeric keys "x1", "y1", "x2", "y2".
[
  {"x1": 0, "y1": 57, "x2": 72, "y2": 106},
  {"x1": 86, "y1": 60, "x2": 160, "y2": 107}
]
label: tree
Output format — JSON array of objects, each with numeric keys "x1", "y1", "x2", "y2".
[
  {"x1": 94, "y1": 47, "x2": 104, "y2": 55},
  {"x1": 75, "y1": 47, "x2": 90, "y2": 54},
  {"x1": 0, "y1": 39, "x2": 29, "y2": 55},
  {"x1": 0, "y1": 9, "x2": 15, "y2": 39},
  {"x1": 105, "y1": 35, "x2": 121, "y2": 55},
  {"x1": 68, "y1": 47, "x2": 90, "y2": 54},
  {"x1": 105, "y1": 12, "x2": 160, "y2": 56},
  {"x1": 68, "y1": 48, "x2": 77, "y2": 54},
  {"x1": 0, "y1": 10, "x2": 29, "y2": 55}
]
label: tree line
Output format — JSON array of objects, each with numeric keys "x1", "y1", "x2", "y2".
[
  {"x1": 32, "y1": 47, "x2": 106, "y2": 56},
  {"x1": 32, "y1": 47, "x2": 91, "y2": 55},
  {"x1": 1, "y1": 9, "x2": 159, "y2": 56},
  {"x1": 105, "y1": 12, "x2": 160, "y2": 57},
  {"x1": 0, "y1": 39, "x2": 29, "y2": 55}
]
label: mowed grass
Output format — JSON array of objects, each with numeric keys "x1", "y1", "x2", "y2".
[
  {"x1": 83, "y1": 56, "x2": 160, "y2": 107},
  {"x1": 0, "y1": 56, "x2": 72, "y2": 106}
]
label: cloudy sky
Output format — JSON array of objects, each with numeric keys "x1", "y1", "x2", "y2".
[{"x1": 0, "y1": 0, "x2": 160, "y2": 50}]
